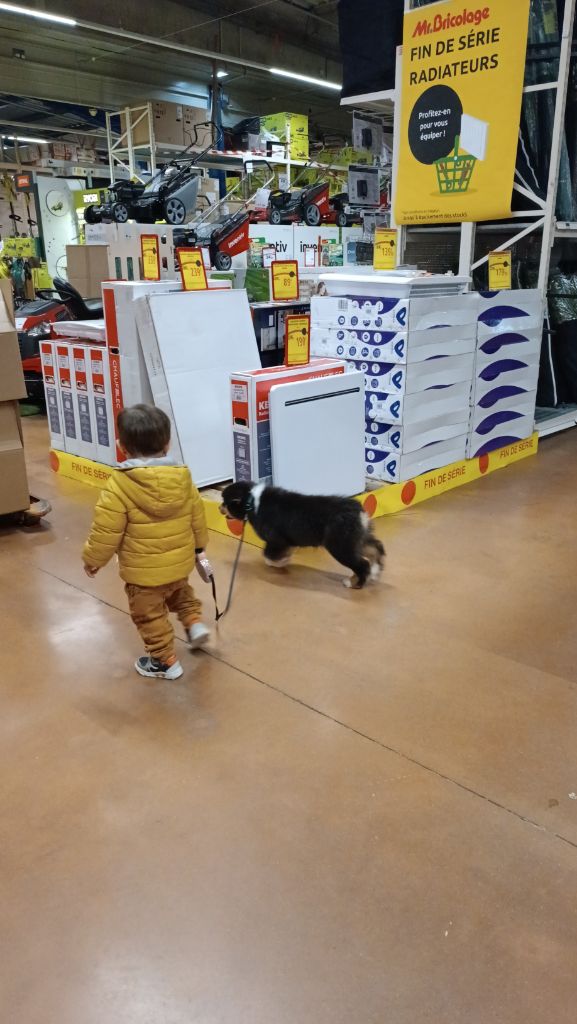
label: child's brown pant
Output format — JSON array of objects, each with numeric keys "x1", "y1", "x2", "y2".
[{"x1": 125, "y1": 578, "x2": 202, "y2": 664}]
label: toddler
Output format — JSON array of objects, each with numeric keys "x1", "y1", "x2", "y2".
[{"x1": 83, "y1": 404, "x2": 211, "y2": 680}]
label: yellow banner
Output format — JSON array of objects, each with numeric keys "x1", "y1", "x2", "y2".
[
  {"x1": 373, "y1": 229, "x2": 398, "y2": 270},
  {"x1": 140, "y1": 234, "x2": 160, "y2": 281},
  {"x1": 177, "y1": 247, "x2": 208, "y2": 291},
  {"x1": 395, "y1": 0, "x2": 530, "y2": 225},
  {"x1": 271, "y1": 260, "x2": 299, "y2": 301},
  {"x1": 488, "y1": 250, "x2": 512, "y2": 290},
  {"x1": 284, "y1": 315, "x2": 310, "y2": 367}
]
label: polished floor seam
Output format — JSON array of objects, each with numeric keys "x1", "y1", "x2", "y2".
[{"x1": 33, "y1": 561, "x2": 577, "y2": 853}]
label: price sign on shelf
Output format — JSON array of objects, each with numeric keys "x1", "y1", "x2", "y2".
[
  {"x1": 140, "y1": 234, "x2": 160, "y2": 281},
  {"x1": 373, "y1": 228, "x2": 397, "y2": 271},
  {"x1": 284, "y1": 314, "x2": 310, "y2": 367},
  {"x1": 177, "y1": 247, "x2": 208, "y2": 291},
  {"x1": 488, "y1": 251, "x2": 512, "y2": 291},
  {"x1": 271, "y1": 259, "x2": 299, "y2": 301}
]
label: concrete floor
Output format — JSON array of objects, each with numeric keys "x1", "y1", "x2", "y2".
[{"x1": 2, "y1": 416, "x2": 577, "y2": 1023}]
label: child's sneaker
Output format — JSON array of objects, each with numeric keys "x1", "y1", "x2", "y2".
[
  {"x1": 135, "y1": 656, "x2": 184, "y2": 680},
  {"x1": 187, "y1": 622, "x2": 211, "y2": 650}
]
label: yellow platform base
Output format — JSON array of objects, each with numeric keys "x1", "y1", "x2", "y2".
[{"x1": 50, "y1": 432, "x2": 539, "y2": 548}]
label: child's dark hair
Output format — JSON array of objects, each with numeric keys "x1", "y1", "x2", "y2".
[{"x1": 117, "y1": 404, "x2": 171, "y2": 457}]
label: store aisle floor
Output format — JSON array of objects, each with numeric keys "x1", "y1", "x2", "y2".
[{"x1": 2, "y1": 417, "x2": 577, "y2": 1024}]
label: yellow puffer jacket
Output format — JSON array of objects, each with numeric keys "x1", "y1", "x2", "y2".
[{"x1": 83, "y1": 459, "x2": 208, "y2": 587}]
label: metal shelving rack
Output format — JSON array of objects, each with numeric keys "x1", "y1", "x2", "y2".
[
  {"x1": 341, "y1": 0, "x2": 577, "y2": 436},
  {"x1": 105, "y1": 102, "x2": 348, "y2": 184}
]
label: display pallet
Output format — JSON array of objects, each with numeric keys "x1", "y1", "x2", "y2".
[{"x1": 50, "y1": 433, "x2": 538, "y2": 547}]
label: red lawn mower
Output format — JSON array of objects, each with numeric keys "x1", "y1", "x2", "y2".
[
  {"x1": 268, "y1": 180, "x2": 331, "y2": 226},
  {"x1": 15, "y1": 278, "x2": 103, "y2": 402}
]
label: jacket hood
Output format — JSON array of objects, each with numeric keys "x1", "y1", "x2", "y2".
[{"x1": 116, "y1": 459, "x2": 191, "y2": 519}]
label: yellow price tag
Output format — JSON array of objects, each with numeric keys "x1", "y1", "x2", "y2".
[
  {"x1": 373, "y1": 229, "x2": 397, "y2": 271},
  {"x1": 271, "y1": 259, "x2": 299, "y2": 301},
  {"x1": 140, "y1": 234, "x2": 160, "y2": 281},
  {"x1": 284, "y1": 314, "x2": 310, "y2": 367},
  {"x1": 488, "y1": 251, "x2": 512, "y2": 291},
  {"x1": 177, "y1": 247, "x2": 208, "y2": 291}
]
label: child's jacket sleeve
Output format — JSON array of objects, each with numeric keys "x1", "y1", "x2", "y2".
[
  {"x1": 190, "y1": 482, "x2": 208, "y2": 550},
  {"x1": 83, "y1": 480, "x2": 128, "y2": 568}
]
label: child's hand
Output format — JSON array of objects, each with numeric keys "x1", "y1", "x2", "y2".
[
  {"x1": 195, "y1": 552, "x2": 213, "y2": 583},
  {"x1": 83, "y1": 564, "x2": 99, "y2": 578}
]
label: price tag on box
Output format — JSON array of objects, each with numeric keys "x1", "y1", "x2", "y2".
[
  {"x1": 271, "y1": 259, "x2": 299, "y2": 301},
  {"x1": 488, "y1": 251, "x2": 512, "y2": 291},
  {"x1": 373, "y1": 228, "x2": 397, "y2": 271},
  {"x1": 140, "y1": 234, "x2": 160, "y2": 281},
  {"x1": 284, "y1": 314, "x2": 310, "y2": 367},
  {"x1": 177, "y1": 247, "x2": 208, "y2": 291}
]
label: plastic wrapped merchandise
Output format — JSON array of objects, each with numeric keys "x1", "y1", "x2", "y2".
[
  {"x1": 548, "y1": 265, "x2": 577, "y2": 326},
  {"x1": 545, "y1": 265, "x2": 577, "y2": 404}
]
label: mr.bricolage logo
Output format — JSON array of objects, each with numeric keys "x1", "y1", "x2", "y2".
[{"x1": 413, "y1": 5, "x2": 490, "y2": 36}]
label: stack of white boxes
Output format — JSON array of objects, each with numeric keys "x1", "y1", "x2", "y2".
[
  {"x1": 468, "y1": 289, "x2": 543, "y2": 457},
  {"x1": 311, "y1": 283, "x2": 478, "y2": 483}
]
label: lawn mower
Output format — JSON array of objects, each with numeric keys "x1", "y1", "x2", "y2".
[
  {"x1": 16, "y1": 278, "x2": 103, "y2": 402},
  {"x1": 268, "y1": 180, "x2": 331, "y2": 226},
  {"x1": 178, "y1": 158, "x2": 273, "y2": 270},
  {"x1": 175, "y1": 208, "x2": 250, "y2": 272},
  {"x1": 84, "y1": 123, "x2": 216, "y2": 227}
]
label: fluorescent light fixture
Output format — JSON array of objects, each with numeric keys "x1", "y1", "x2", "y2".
[
  {"x1": 217, "y1": 70, "x2": 228, "y2": 78},
  {"x1": 269, "y1": 67, "x2": 341, "y2": 91},
  {"x1": 0, "y1": 3, "x2": 76, "y2": 26},
  {"x1": 3, "y1": 134, "x2": 47, "y2": 144}
]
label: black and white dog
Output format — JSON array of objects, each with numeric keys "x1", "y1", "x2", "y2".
[{"x1": 220, "y1": 481, "x2": 385, "y2": 589}]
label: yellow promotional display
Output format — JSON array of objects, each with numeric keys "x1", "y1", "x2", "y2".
[
  {"x1": 373, "y1": 229, "x2": 398, "y2": 271},
  {"x1": 177, "y1": 247, "x2": 208, "y2": 291},
  {"x1": 2, "y1": 237, "x2": 37, "y2": 257},
  {"x1": 284, "y1": 314, "x2": 310, "y2": 367},
  {"x1": 395, "y1": 0, "x2": 530, "y2": 225},
  {"x1": 488, "y1": 250, "x2": 512, "y2": 290},
  {"x1": 140, "y1": 234, "x2": 160, "y2": 281}
]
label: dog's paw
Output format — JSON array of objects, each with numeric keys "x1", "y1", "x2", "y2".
[{"x1": 343, "y1": 576, "x2": 363, "y2": 590}]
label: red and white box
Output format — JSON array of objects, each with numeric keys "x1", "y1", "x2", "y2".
[
  {"x1": 71, "y1": 344, "x2": 97, "y2": 460},
  {"x1": 55, "y1": 341, "x2": 81, "y2": 456},
  {"x1": 40, "y1": 340, "x2": 65, "y2": 451},
  {"x1": 87, "y1": 345, "x2": 117, "y2": 466},
  {"x1": 230, "y1": 358, "x2": 346, "y2": 483}
]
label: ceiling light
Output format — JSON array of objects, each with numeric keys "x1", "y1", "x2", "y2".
[
  {"x1": 216, "y1": 70, "x2": 228, "y2": 78},
  {"x1": 0, "y1": 3, "x2": 76, "y2": 26},
  {"x1": 3, "y1": 134, "x2": 47, "y2": 144},
  {"x1": 269, "y1": 67, "x2": 341, "y2": 91}
]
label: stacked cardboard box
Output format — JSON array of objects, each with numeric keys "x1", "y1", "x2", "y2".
[
  {"x1": 0, "y1": 280, "x2": 30, "y2": 515},
  {"x1": 261, "y1": 112, "x2": 309, "y2": 161},
  {"x1": 120, "y1": 101, "x2": 211, "y2": 149},
  {"x1": 311, "y1": 284, "x2": 478, "y2": 483},
  {"x1": 66, "y1": 244, "x2": 110, "y2": 298},
  {"x1": 468, "y1": 289, "x2": 542, "y2": 457}
]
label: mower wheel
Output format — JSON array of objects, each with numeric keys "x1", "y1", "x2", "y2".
[
  {"x1": 304, "y1": 203, "x2": 321, "y2": 226},
  {"x1": 269, "y1": 207, "x2": 282, "y2": 225},
  {"x1": 336, "y1": 210, "x2": 347, "y2": 228},
  {"x1": 113, "y1": 202, "x2": 129, "y2": 223},
  {"x1": 84, "y1": 204, "x2": 100, "y2": 225},
  {"x1": 213, "y1": 251, "x2": 232, "y2": 272},
  {"x1": 164, "y1": 197, "x2": 186, "y2": 225}
]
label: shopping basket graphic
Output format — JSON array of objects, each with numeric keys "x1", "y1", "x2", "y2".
[{"x1": 435, "y1": 136, "x2": 477, "y2": 194}]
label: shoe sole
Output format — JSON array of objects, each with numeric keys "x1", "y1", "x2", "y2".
[
  {"x1": 135, "y1": 660, "x2": 184, "y2": 680},
  {"x1": 188, "y1": 633, "x2": 210, "y2": 651}
]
